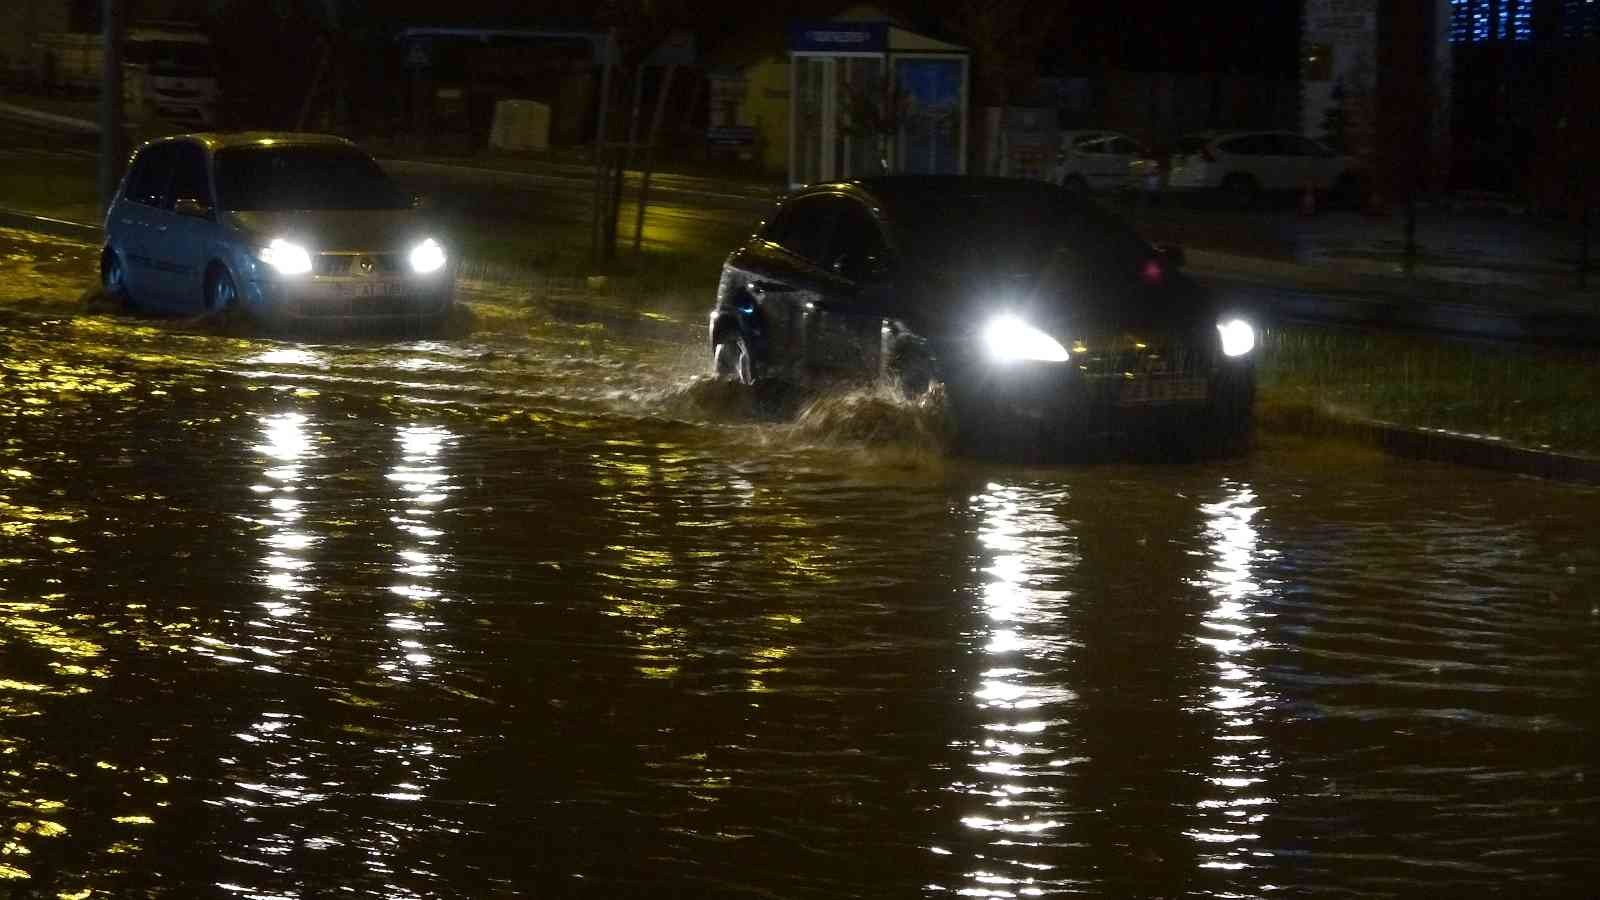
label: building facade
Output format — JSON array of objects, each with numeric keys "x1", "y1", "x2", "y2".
[{"x1": 1302, "y1": 0, "x2": 1453, "y2": 197}]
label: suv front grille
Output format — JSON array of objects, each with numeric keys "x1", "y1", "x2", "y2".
[
  {"x1": 1076, "y1": 342, "x2": 1213, "y2": 378},
  {"x1": 312, "y1": 253, "x2": 403, "y2": 277}
]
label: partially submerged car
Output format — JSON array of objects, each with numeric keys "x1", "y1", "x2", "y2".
[
  {"x1": 707, "y1": 176, "x2": 1257, "y2": 456},
  {"x1": 102, "y1": 132, "x2": 455, "y2": 327}
]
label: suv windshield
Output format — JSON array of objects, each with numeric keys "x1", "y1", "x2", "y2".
[
  {"x1": 888, "y1": 191, "x2": 1158, "y2": 281},
  {"x1": 214, "y1": 146, "x2": 409, "y2": 211}
]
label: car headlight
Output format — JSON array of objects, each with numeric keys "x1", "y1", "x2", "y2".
[
  {"x1": 258, "y1": 238, "x2": 312, "y2": 275},
  {"x1": 982, "y1": 314, "x2": 1070, "y2": 363},
  {"x1": 409, "y1": 238, "x2": 447, "y2": 274},
  {"x1": 1217, "y1": 319, "x2": 1255, "y2": 357}
]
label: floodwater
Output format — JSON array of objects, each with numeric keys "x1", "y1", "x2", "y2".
[{"x1": 1, "y1": 227, "x2": 1597, "y2": 898}]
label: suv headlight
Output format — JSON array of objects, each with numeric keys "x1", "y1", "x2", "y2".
[
  {"x1": 258, "y1": 238, "x2": 312, "y2": 275},
  {"x1": 409, "y1": 238, "x2": 446, "y2": 274},
  {"x1": 1218, "y1": 319, "x2": 1255, "y2": 357},
  {"x1": 982, "y1": 315, "x2": 1070, "y2": 363}
]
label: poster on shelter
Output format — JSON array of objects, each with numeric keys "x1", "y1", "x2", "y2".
[{"x1": 894, "y1": 58, "x2": 962, "y2": 175}]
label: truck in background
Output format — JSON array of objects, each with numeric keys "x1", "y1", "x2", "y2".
[{"x1": 33, "y1": 21, "x2": 220, "y2": 127}]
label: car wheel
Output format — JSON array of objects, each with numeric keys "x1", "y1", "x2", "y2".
[
  {"x1": 1062, "y1": 174, "x2": 1089, "y2": 194},
  {"x1": 102, "y1": 248, "x2": 134, "y2": 309},
  {"x1": 888, "y1": 348, "x2": 934, "y2": 401},
  {"x1": 205, "y1": 264, "x2": 239, "y2": 316},
  {"x1": 711, "y1": 329, "x2": 755, "y2": 385},
  {"x1": 1221, "y1": 174, "x2": 1260, "y2": 211}
]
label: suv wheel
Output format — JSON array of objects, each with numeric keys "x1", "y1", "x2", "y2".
[{"x1": 1221, "y1": 173, "x2": 1260, "y2": 211}]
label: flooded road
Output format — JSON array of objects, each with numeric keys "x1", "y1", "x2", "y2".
[{"x1": 1, "y1": 227, "x2": 1597, "y2": 898}]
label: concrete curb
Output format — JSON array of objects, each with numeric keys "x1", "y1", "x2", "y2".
[
  {"x1": 1262, "y1": 404, "x2": 1600, "y2": 486},
  {"x1": 0, "y1": 208, "x2": 101, "y2": 242},
  {"x1": 0, "y1": 100, "x2": 99, "y2": 134}
]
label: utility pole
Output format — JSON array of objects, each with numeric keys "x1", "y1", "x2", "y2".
[{"x1": 98, "y1": 0, "x2": 125, "y2": 214}]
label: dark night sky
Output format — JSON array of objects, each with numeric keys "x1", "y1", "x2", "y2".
[
  {"x1": 1038, "y1": 0, "x2": 1304, "y2": 77},
  {"x1": 104, "y1": 0, "x2": 1306, "y2": 79}
]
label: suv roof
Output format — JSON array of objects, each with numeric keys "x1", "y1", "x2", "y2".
[{"x1": 139, "y1": 132, "x2": 358, "y2": 154}]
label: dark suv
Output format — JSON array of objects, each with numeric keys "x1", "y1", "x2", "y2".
[{"x1": 706, "y1": 176, "x2": 1257, "y2": 455}]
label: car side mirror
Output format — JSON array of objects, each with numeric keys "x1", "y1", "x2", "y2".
[
  {"x1": 174, "y1": 197, "x2": 213, "y2": 219},
  {"x1": 1154, "y1": 243, "x2": 1186, "y2": 269},
  {"x1": 833, "y1": 251, "x2": 889, "y2": 282},
  {"x1": 410, "y1": 192, "x2": 426, "y2": 210}
]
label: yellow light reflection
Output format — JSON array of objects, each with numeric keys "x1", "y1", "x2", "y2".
[
  {"x1": 950, "y1": 484, "x2": 1078, "y2": 894},
  {"x1": 1187, "y1": 483, "x2": 1278, "y2": 872}
]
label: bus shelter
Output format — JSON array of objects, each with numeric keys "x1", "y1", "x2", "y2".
[{"x1": 787, "y1": 20, "x2": 969, "y2": 188}]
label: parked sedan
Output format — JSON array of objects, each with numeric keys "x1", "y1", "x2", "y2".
[
  {"x1": 707, "y1": 177, "x2": 1257, "y2": 455},
  {"x1": 1167, "y1": 130, "x2": 1357, "y2": 207},
  {"x1": 1055, "y1": 130, "x2": 1158, "y2": 193},
  {"x1": 102, "y1": 132, "x2": 455, "y2": 326}
]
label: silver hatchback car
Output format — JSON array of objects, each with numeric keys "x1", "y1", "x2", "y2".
[{"x1": 102, "y1": 132, "x2": 455, "y2": 325}]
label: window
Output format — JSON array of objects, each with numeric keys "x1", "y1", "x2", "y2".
[
  {"x1": 1105, "y1": 137, "x2": 1139, "y2": 156},
  {"x1": 214, "y1": 146, "x2": 408, "y2": 211},
  {"x1": 824, "y1": 200, "x2": 886, "y2": 278},
  {"x1": 763, "y1": 195, "x2": 836, "y2": 264},
  {"x1": 1304, "y1": 43, "x2": 1333, "y2": 82},
  {"x1": 124, "y1": 143, "x2": 176, "y2": 208},
  {"x1": 1218, "y1": 134, "x2": 1272, "y2": 156},
  {"x1": 1072, "y1": 134, "x2": 1110, "y2": 153},
  {"x1": 1286, "y1": 135, "x2": 1335, "y2": 158},
  {"x1": 169, "y1": 142, "x2": 212, "y2": 208},
  {"x1": 1451, "y1": 0, "x2": 1533, "y2": 42}
]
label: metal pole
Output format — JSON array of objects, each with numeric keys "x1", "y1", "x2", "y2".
[
  {"x1": 633, "y1": 63, "x2": 677, "y2": 255},
  {"x1": 590, "y1": 29, "x2": 615, "y2": 266},
  {"x1": 98, "y1": 0, "x2": 125, "y2": 215},
  {"x1": 610, "y1": 65, "x2": 645, "y2": 259},
  {"x1": 1581, "y1": 204, "x2": 1591, "y2": 292}
]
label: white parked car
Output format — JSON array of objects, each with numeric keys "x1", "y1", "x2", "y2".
[
  {"x1": 1054, "y1": 130, "x2": 1158, "y2": 193},
  {"x1": 1167, "y1": 131, "x2": 1358, "y2": 206}
]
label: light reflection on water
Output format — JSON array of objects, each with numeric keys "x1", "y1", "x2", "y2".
[
  {"x1": 1190, "y1": 484, "x2": 1277, "y2": 873},
  {"x1": 951, "y1": 483, "x2": 1080, "y2": 897},
  {"x1": 0, "y1": 305, "x2": 1595, "y2": 897}
]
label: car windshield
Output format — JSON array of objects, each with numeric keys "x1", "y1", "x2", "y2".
[
  {"x1": 888, "y1": 191, "x2": 1158, "y2": 282},
  {"x1": 214, "y1": 146, "x2": 409, "y2": 211}
]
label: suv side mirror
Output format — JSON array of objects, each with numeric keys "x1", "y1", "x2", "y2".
[
  {"x1": 832, "y1": 251, "x2": 889, "y2": 282},
  {"x1": 174, "y1": 197, "x2": 213, "y2": 219},
  {"x1": 410, "y1": 192, "x2": 426, "y2": 210}
]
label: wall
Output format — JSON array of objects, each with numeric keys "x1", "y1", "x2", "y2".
[
  {"x1": 0, "y1": 0, "x2": 70, "y2": 83},
  {"x1": 1301, "y1": 0, "x2": 1380, "y2": 147},
  {"x1": 737, "y1": 55, "x2": 790, "y2": 174}
]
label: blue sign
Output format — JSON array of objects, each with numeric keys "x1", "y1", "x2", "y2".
[{"x1": 788, "y1": 21, "x2": 888, "y2": 53}]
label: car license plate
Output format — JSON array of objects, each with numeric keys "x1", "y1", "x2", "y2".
[
  {"x1": 1118, "y1": 377, "x2": 1208, "y2": 405},
  {"x1": 342, "y1": 281, "x2": 410, "y2": 299}
]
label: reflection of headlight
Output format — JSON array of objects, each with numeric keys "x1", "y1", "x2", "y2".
[
  {"x1": 982, "y1": 315, "x2": 1070, "y2": 363},
  {"x1": 1218, "y1": 319, "x2": 1256, "y2": 357},
  {"x1": 409, "y1": 238, "x2": 446, "y2": 274},
  {"x1": 259, "y1": 238, "x2": 312, "y2": 275}
]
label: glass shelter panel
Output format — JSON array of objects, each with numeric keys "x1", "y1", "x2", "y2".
[{"x1": 894, "y1": 57, "x2": 964, "y2": 176}]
